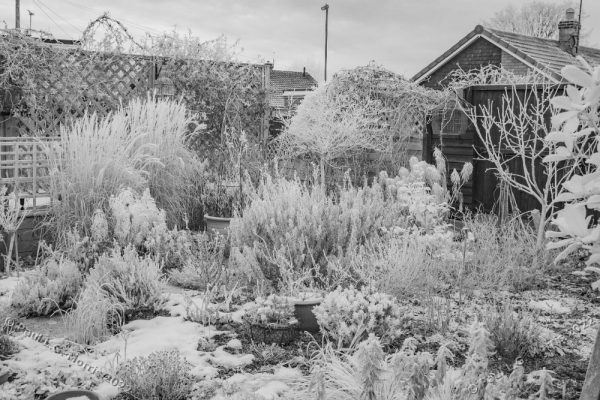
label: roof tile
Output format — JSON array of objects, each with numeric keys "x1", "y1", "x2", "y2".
[{"x1": 270, "y1": 69, "x2": 317, "y2": 108}]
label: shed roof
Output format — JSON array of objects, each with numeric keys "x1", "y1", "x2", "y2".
[
  {"x1": 412, "y1": 25, "x2": 600, "y2": 84},
  {"x1": 270, "y1": 69, "x2": 317, "y2": 108}
]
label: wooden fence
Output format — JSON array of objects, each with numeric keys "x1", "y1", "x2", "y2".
[{"x1": 0, "y1": 37, "x2": 269, "y2": 141}]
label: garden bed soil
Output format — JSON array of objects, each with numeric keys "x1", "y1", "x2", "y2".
[
  {"x1": 3, "y1": 253, "x2": 600, "y2": 400},
  {"x1": 212, "y1": 322, "x2": 317, "y2": 379}
]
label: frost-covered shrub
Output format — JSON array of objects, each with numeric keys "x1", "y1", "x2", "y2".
[
  {"x1": 110, "y1": 188, "x2": 168, "y2": 247},
  {"x1": 230, "y1": 171, "x2": 446, "y2": 287},
  {"x1": 0, "y1": 334, "x2": 18, "y2": 360},
  {"x1": 243, "y1": 295, "x2": 296, "y2": 326},
  {"x1": 313, "y1": 286, "x2": 403, "y2": 347},
  {"x1": 65, "y1": 189, "x2": 196, "y2": 271},
  {"x1": 543, "y1": 60, "x2": 600, "y2": 287},
  {"x1": 63, "y1": 212, "x2": 113, "y2": 273},
  {"x1": 86, "y1": 246, "x2": 165, "y2": 312},
  {"x1": 145, "y1": 226, "x2": 194, "y2": 270},
  {"x1": 11, "y1": 257, "x2": 83, "y2": 316},
  {"x1": 118, "y1": 349, "x2": 193, "y2": 400},
  {"x1": 167, "y1": 232, "x2": 227, "y2": 290}
]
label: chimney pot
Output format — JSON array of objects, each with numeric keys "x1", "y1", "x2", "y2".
[
  {"x1": 558, "y1": 8, "x2": 580, "y2": 56},
  {"x1": 303, "y1": 67, "x2": 306, "y2": 77}
]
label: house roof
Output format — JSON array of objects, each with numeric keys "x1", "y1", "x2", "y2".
[
  {"x1": 270, "y1": 69, "x2": 317, "y2": 108},
  {"x1": 412, "y1": 24, "x2": 600, "y2": 84}
]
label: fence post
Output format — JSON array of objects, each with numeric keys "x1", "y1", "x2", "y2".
[{"x1": 581, "y1": 327, "x2": 600, "y2": 400}]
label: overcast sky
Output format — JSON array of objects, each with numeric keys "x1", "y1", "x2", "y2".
[{"x1": 2, "y1": 0, "x2": 599, "y2": 81}]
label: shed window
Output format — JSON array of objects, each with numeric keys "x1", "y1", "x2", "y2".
[{"x1": 431, "y1": 101, "x2": 470, "y2": 135}]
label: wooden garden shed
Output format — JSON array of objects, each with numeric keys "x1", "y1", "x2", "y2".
[{"x1": 412, "y1": 15, "x2": 600, "y2": 212}]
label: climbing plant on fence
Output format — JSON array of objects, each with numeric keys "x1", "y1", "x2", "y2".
[
  {"x1": 159, "y1": 58, "x2": 268, "y2": 161},
  {"x1": 0, "y1": 31, "x2": 155, "y2": 136},
  {"x1": 0, "y1": 28, "x2": 269, "y2": 155}
]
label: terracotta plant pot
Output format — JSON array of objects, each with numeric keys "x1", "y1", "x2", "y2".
[
  {"x1": 294, "y1": 299, "x2": 322, "y2": 333},
  {"x1": 44, "y1": 391, "x2": 99, "y2": 400},
  {"x1": 204, "y1": 215, "x2": 232, "y2": 238}
]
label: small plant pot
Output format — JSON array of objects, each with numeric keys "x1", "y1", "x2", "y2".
[
  {"x1": 294, "y1": 299, "x2": 322, "y2": 333},
  {"x1": 204, "y1": 214, "x2": 232, "y2": 256},
  {"x1": 204, "y1": 215, "x2": 232, "y2": 238},
  {"x1": 245, "y1": 320, "x2": 299, "y2": 345},
  {"x1": 44, "y1": 390, "x2": 99, "y2": 400}
]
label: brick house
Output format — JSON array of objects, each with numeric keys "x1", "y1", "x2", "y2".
[
  {"x1": 267, "y1": 65, "x2": 318, "y2": 138},
  {"x1": 411, "y1": 9, "x2": 600, "y2": 212}
]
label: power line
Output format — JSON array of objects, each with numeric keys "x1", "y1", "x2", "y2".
[
  {"x1": 61, "y1": 0, "x2": 163, "y2": 36},
  {"x1": 37, "y1": 0, "x2": 81, "y2": 33},
  {"x1": 32, "y1": 0, "x2": 72, "y2": 39}
]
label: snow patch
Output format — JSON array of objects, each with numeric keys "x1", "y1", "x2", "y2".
[
  {"x1": 0, "y1": 276, "x2": 21, "y2": 301},
  {"x1": 255, "y1": 380, "x2": 290, "y2": 399},
  {"x1": 208, "y1": 347, "x2": 254, "y2": 369},
  {"x1": 225, "y1": 338, "x2": 243, "y2": 351},
  {"x1": 528, "y1": 299, "x2": 571, "y2": 315},
  {"x1": 87, "y1": 316, "x2": 218, "y2": 378}
]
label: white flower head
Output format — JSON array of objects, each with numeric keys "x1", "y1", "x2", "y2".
[
  {"x1": 461, "y1": 162, "x2": 473, "y2": 182},
  {"x1": 450, "y1": 169, "x2": 460, "y2": 186}
]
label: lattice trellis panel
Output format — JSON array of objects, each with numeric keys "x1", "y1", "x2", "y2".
[
  {"x1": 4, "y1": 43, "x2": 156, "y2": 137},
  {"x1": 159, "y1": 58, "x2": 268, "y2": 157},
  {"x1": 0, "y1": 136, "x2": 59, "y2": 215}
]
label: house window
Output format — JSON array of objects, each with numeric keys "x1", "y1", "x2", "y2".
[
  {"x1": 283, "y1": 95, "x2": 304, "y2": 109},
  {"x1": 282, "y1": 89, "x2": 312, "y2": 110},
  {"x1": 431, "y1": 101, "x2": 470, "y2": 136}
]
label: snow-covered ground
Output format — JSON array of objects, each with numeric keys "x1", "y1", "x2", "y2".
[{"x1": 0, "y1": 281, "x2": 303, "y2": 400}]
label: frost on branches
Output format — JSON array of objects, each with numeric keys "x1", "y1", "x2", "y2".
[{"x1": 544, "y1": 58, "x2": 600, "y2": 287}]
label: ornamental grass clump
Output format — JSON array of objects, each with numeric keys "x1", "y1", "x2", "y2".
[
  {"x1": 313, "y1": 286, "x2": 403, "y2": 348},
  {"x1": 47, "y1": 96, "x2": 205, "y2": 247},
  {"x1": 64, "y1": 280, "x2": 124, "y2": 345},
  {"x1": 480, "y1": 302, "x2": 546, "y2": 363}
]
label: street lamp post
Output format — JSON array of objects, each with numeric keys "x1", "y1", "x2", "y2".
[
  {"x1": 27, "y1": 9, "x2": 33, "y2": 33},
  {"x1": 321, "y1": 4, "x2": 329, "y2": 82}
]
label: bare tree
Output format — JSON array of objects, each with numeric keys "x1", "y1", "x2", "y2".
[
  {"x1": 485, "y1": 1, "x2": 585, "y2": 40},
  {"x1": 462, "y1": 81, "x2": 592, "y2": 252},
  {"x1": 276, "y1": 83, "x2": 385, "y2": 186}
]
